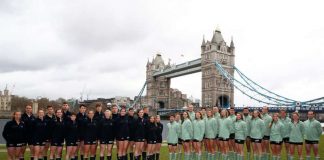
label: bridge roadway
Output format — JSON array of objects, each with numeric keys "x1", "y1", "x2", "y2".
[{"x1": 153, "y1": 58, "x2": 202, "y2": 78}]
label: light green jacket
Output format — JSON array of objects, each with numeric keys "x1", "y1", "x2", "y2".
[
  {"x1": 214, "y1": 112, "x2": 220, "y2": 119},
  {"x1": 193, "y1": 119, "x2": 205, "y2": 141},
  {"x1": 176, "y1": 119, "x2": 182, "y2": 137},
  {"x1": 181, "y1": 118, "x2": 193, "y2": 140},
  {"x1": 304, "y1": 118, "x2": 322, "y2": 141},
  {"x1": 218, "y1": 117, "x2": 232, "y2": 139},
  {"x1": 250, "y1": 117, "x2": 265, "y2": 139},
  {"x1": 234, "y1": 120, "x2": 248, "y2": 140},
  {"x1": 262, "y1": 113, "x2": 272, "y2": 136},
  {"x1": 228, "y1": 115, "x2": 236, "y2": 133},
  {"x1": 279, "y1": 117, "x2": 291, "y2": 138},
  {"x1": 205, "y1": 117, "x2": 218, "y2": 139},
  {"x1": 167, "y1": 121, "x2": 180, "y2": 144},
  {"x1": 243, "y1": 114, "x2": 252, "y2": 136},
  {"x1": 270, "y1": 121, "x2": 284, "y2": 142},
  {"x1": 289, "y1": 121, "x2": 304, "y2": 143},
  {"x1": 188, "y1": 111, "x2": 195, "y2": 121}
]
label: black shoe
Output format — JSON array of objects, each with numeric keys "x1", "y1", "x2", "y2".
[
  {"x1": 129, "y1": 153, "x2": 134, "y2": 160},
  {"x1": 142, "y1": 152, "x2": 146, "y2": 160},
  {"x1": 156, "y1": 153, "x2": 160, "y2": 160},
  {"x1": 107, "y1": 156, "x2": 112, "y2": 160}
]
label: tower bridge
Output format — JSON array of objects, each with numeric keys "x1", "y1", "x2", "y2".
[{"x1": 131, "y1": 27, "x2": 324, "y2": 112}]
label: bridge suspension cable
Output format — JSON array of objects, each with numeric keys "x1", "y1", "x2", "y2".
[
  {"x1": 130, "y1": 81, "x2": 147, "y2": 108},
  {"x1": 234, "y1": 66, "x2": 297, "y2": 102},
  {"x1": 214, "y1": 61, "x2": 297, "y2": 106},
  {"x1": 214, "y1": 61, "x2": 324, "y2": 107}
]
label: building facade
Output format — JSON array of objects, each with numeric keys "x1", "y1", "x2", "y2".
[
  {"x1": 201, "y1": 28, "x2": 235, "y2": 107},
  {"x1": 0, "y1": 87, "x2": 11, "y2": 111}
]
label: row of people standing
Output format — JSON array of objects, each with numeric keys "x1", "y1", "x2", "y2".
[
  {"x1": 2, "y1": 103, "x2": 164, "y2": 160},
  {"x1": 166, "y1": 105, "x2": 322, "y2": 160}
]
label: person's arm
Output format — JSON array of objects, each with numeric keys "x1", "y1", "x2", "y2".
[
  {"x1": 200, "y1": 121, "x2": 205, "y2": 140},
  {"x1": 2, "y1": 122, "x2": 10, "y2": 141},
  {"x1": 260, "y1": 120, "x2": 266, "y2": 137},
  {"x1": 316, "y1": 121, "x2": 323, "y2": 138},
  {"x1": 243, "y1": 122, "x2": 248, "y2": 139}
]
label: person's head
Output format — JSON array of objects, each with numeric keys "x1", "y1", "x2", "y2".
[
  {"x1": 269, "y1": 113, "x2": 279, "y2": 128},
  {"x1": 55, "y1": 109, "x2": 63, "y2": 118},
  {"x1": 38, "y1": 109, "x2": 45, "y2": 118},
  {"x1": 112, "y1": 105, "x2": 118, "y2": 114},
  {"x1": 128, "y1": 108, "x2": 134, "y2": 116},
  {"x1": 149, "y1": 116, "x2": 155, "y2": 123},
  {"x1": 175, "y1": 113, "x2": 181, "y2": 121},
  {"x1": 195, "y1": 112, "x2": 202, "y2": 120},
  {"x1": 229, "y1": 107, "x2": 235, "y2": 115},
  {"x1": 262, "y1": 106, "x2": 269, "y2": 114},
  {"x1": 46, "y1": 105, "x2": 54, "y2": 115},
  {"x1": 143, "y1": 106, "x2": 149, "y2": 114},
  {"x1": 201, "y1": 107, "x2": 206, "y2": 115},
  {"x1": 272, "y1": 113, "x2": 279, "y2": 122},
  {"x1": 120, "y1": 107, "x2": 126, "y2": 116},
  {"x1": 188, "y1": 104, "x2": 193, "y2": 112},
  {"x1": 220, "y1": 109, "x2": 228, "y2": 118},
  {"x1": 291, "y1": 112, "x2": 299, "y2": 122},
  {"x1": 25, "y1": 105, "x2": 32, "y2": 114},
  {"x1": 155, "y1": 115, "x2": 161, "y2": 123},
  {"x1": 70, "y1": 112, "x2": 77, "y2": 121},
  {"x1": 280, "y1": 109, "x2": 287, "y2": 118},
  {"x1": 169, "y1": 115, "x2": 175, "y2": 122},
  {"x1": 12, "y1": 111, "x2": 22, "y2": 121},
  {"x1": 62, "y1": 102, "x2": 69, "y2": 111},
  {"x1": 252, "y1": 110, "x2": 261, "y2": 119},
  {"x1": 87, "y1": 110, "x2": 94, "y2": 119},
  {"x1": 236, "y1": 112, "x2": 243, "y2": 121},
  {"x1": 137, "y1": 109, "x2": 144, "y2": 118},
  {"x1": 207, "y1": 110, "x2": 213, "y2": 117},
  {"x1": 79, "y1": 104, "x2": 87, "y2": 113},
  {"x1": 104, "y1": 110, "x2": 112, "y2": 119},
  {"x1": 307, "y1": 110, "x2": 315, "y2": 119},
  {"x1": 243, "y1": 107, "x2": 250, "y2": 116},
  {"x1": 212, "y1": 107, "x2": 219, "y2": 114},
  {"x1": 95, "y1": 103, "x2": 102, "y2": 112},
  {"x1": 182, "y1": 111, "x2": 189, "y2": 119}
]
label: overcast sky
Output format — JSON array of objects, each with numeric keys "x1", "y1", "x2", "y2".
[{"x1": 0, "y1": 0, "x2": 324, "y2": 106}]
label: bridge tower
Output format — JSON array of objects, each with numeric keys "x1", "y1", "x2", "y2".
[
  {"x1": 201, "y1": 27, "x2": 235, "y2": 108},
  {"x1": 146, "y1": 54, "x2": 171, "y2": 108}
]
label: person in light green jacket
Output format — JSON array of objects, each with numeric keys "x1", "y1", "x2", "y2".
[
  {"x1": 279, "y1": 109, "x2": 292, "y2": 160},
  {"x1": 167, "y1": 115, "x2": 180, "y2": 160},
  {"x1": 288, "y1": 112, "x2": 304, "y2": 160},
  {"x1": 205, "y1": 110, "x2": 218, "y2": 160},
  {"x1": 200, "y1": 107, "x2": 208, "y2": 160},
  {"x1": 234, "y1": 113, "x2": 247, "y2": 160},
  {"x1": 212, "y1": 106, "x2": 221, "y2": 160},
  {"x1": 175, "y1": 113, "x2": 182, "y2": 160},
  {"x1": 187, "y1": 105, "x2": 196, "y2": 121},
  {"x1": 304, "y1": 111, "x2": 322, "y2": 160},
  {"x1": 261, "y1": 106, "x2": 272, "y2": 160},
  {"x1": 181, "y1": 112, "x2": 193, "y2": 160},
  {"x1": 218, "y1": 109, "x2": 232, "y2": 160},
  {"x1": 269, "y1": 113, "x2": 284, "y2": 160},
  {"x1": 250, "y1": 110, "x2": 265, "y2": 160},
  {"x1": 228, "y1": 107, "x2": 236, "y2": 160},
  {"x1": 243, "y1": 107, "x2": 252, "y2": 159},
  {"x1": 192, "y1": 112, "x2": 205, "y2": 160}
]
